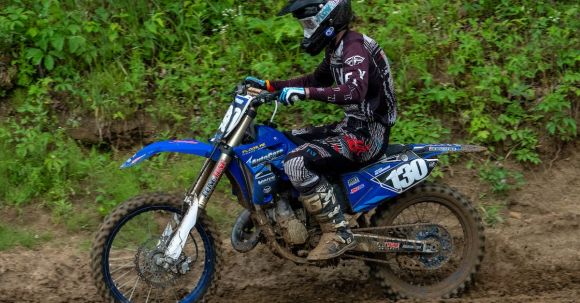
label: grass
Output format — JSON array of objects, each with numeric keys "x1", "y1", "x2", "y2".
[
  {"x1": 62, "y1": 209, "x2": 101, "y2": 233},
  {"x1": 0, "y1": 223, "x2": 51, "y2": 251},
  {"x1": 479, "y1": 203, "x2": 506, "y2": 226},
  {"x1": 206, "y1": 199, "x2": 241, "y2": 232},
  {"x1": 77, "y1": 239, "x2": 92, "y2": 253}
]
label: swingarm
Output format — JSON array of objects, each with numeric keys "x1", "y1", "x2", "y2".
[{"x1": 351, "y1": 223, "x2": 451, "y2": 254}]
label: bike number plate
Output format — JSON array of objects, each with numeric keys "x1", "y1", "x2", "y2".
[
  {"x1": 215, "y1": 94, "x2": 252, "y2": 139},
  {"x1": 342, "y1": 152, "x2": 438, "y2": 212}
]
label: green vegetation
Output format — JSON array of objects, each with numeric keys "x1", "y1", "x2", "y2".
[
  {"x1": 478, "y1": 162, "x2": 526, "y2": 225},
  {"x1": 0, "y1": 1, "x2": 578, "y2": 224},
  {"x1": 0, "y1": 224, "x2": 51, "y2": 251},
  {"x1": 479, "y1": 203, "x2": 505, "y2": 226},
  {"x1": 479, "y1": 164, "x2": 525, "y2": 194}
]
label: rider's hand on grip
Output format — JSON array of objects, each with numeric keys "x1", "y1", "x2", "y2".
[
  {"x1": 278, "y1": 87, "x2": 306, "y2": 106},
  {"x1": 244, "y1": 76, "x2": 266, "y2": 89},
  {"x1": 244, "y1": 76, "x2": 275, "y2": 92}
]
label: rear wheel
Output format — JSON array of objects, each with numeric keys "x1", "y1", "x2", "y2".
[
  {"x1": 368, "y1": 182, "x2": 485, "y2": 299},
  {"x1": 90, "y1": 193, "x2": 223, "y2": 303}
]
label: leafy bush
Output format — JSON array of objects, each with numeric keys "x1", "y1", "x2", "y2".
[
  {"x1": 0, "y1": 0, "x2": 577, "y2": 214},
  {"x1": 479, "y1": 163, "x2": 526, "y2": 194}
]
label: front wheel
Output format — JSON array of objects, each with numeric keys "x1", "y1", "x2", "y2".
[
  {"x1": 369, "y1": 182, "x2": 485, "y2": 299},
  {"x1": 90, "y1": 193, "x2": 222, "y2": 303}
]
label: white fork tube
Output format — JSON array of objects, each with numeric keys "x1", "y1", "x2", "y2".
[
  {"x1": 163, "y1": 113, "x2": 255, "y2": 261},
  {"x1": 162, "y1": 153, "x2": 228, "y2": 260},
  {"x1": 163, "y1": 153, "x2": 228, "y2": 260},
  {"x1": 164, "y1": 196, "x2": 200, "y2": 260}
]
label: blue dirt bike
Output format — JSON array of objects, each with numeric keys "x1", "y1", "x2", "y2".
[{"x1": 91, "y1": 84, "x2": 486, "y2": 302}]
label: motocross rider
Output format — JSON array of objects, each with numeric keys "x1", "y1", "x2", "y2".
[{"x1": 245, "y1": 0, "x2": 397, "y2": 261}]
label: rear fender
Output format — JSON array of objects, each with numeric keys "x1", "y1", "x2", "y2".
[
  {"x1": 411, "y1": 144, "x2": 487, "y2": 159},
  {"x1": 121, "y1": 139, "x2": 250, "y2": 204}
]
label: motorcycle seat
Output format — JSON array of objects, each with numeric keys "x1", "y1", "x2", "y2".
[
  {"x1": 384, "y1": 144, "x2": 410, "y2": 157},
  {"x1": 285, "y1": 131, "x2": 411, "y2": 159}
]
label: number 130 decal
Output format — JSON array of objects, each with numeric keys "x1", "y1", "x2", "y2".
[{"x1": 380, "y1": 159, "x2": 431, "y2": 193}]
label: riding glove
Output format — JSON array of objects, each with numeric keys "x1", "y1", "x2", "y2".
[
  {"x1": 244, "y1": 76, "x2": 275, "y2": 92},
  {"x1": 278, "y1": 87, "x2": 306, "y2": 106}
]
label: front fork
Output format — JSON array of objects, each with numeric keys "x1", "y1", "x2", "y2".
[{"x1": 162, "y1": 112, "x2": 255, "y2": 261}]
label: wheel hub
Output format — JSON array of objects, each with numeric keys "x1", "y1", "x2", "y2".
[
  {"x1": 135, "y1": 244, "x2": 179, "y2": 287},
  {"x1": 414, "y1": 225, "x2": 453, "y2": 269},
  {"x1": 134, "y1": 240, "x2": 194, "y2": 287}
]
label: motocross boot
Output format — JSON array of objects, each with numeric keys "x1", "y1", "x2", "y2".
[{"x1": 300, "y1": 181, "x2": 357, "y2": 261}]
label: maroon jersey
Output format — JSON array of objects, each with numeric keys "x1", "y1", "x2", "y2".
[{"x1": 271, "y1": 31, "x2": 397, "y2": 128}]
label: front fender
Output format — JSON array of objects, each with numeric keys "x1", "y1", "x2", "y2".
[
  {"x1": 121, "y1": 139, "x2": 214, "y2": 168},
  {"x1": 121, "y1": 139, "x2": 251, "y2": 205}
]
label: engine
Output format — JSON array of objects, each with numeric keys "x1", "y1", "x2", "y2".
[{"x1": 269, "y1": 194, "x2": 309, "y2": 245}]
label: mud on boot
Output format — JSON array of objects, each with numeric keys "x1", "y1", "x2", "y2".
[{"x1": 299, "y1": 181, "x2": 357, "y2": 261}]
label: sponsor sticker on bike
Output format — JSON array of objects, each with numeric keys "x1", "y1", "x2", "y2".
[
  {"x1": 348, "y1": 176, "x2": 360, "y2": 187},
  {"x1": 212, "y1": 160, "x2": 227, "y2": 178},
  {"x1": 257, "y1": 175, "x2": 276, "y2": 186},
  {"x1": 428, "y1": 145, "x2": 460, "y2": 152},
  {"x1": 170, "y1": 140, "x2": 199, "y2": 144},
  {"x1": 350, "y1": 184, "x2": 365, "y2": 194},
  {"x1": 235, "y1": 95, "x2": 249, "y2": 104},
  {"x1": 242, "y1": 143, "x2": 266, "y2": 155},
  {"x1": 249, "y1": 149, "x2": 285, "y2": 166},
  {"x1": 263, "y1": 186, "x2": 273, "y2": 194},
  {"x1": 385, "y1": 241, "x2": 401, "y2": 250}
]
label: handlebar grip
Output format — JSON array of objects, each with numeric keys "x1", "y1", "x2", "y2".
[{"x1": 247, "y1": 86, "x2": 266, "y2": 96}]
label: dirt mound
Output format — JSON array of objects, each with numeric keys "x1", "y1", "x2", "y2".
[{"x1": 0, "y1": 149, "x2": 578, "y2": 302}]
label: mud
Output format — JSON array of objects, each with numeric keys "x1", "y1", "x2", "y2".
[{"x1": 0, "y1": 149, "x2": 578, "y2": 303}]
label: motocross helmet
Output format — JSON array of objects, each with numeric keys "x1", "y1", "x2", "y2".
[{"x1": 278, "y1": 0, "x2": 353, "y2": 56}]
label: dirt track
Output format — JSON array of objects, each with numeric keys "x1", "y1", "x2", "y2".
[{"x1": 0, "y1": 150, "x2": 578, "y2": 303}]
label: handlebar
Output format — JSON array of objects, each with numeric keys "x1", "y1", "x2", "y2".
[
  {"x1": 245, "y1": 85, "x2": 300, "y2": 106},
  {"x1": 246, "y1": 86, "x2": 277, "y2": 106}
]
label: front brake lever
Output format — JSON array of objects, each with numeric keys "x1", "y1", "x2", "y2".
[
  {"x1": 231, "y1": 84, "x2": 246, "y2": 97},
  {"x1": 251, "y1": 92, "x2": 269, "y2": 106}
]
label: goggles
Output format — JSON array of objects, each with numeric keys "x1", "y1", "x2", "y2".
[
  {"x1": 297, "y1": 1, "x2": 339, "y2": 38},
  {"x1": 299, "y1": 16, "x2": 319, "y2": 38}
]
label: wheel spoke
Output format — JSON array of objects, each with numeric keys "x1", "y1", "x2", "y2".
[
  {"x1": 114, "y1": 267, "x2": 135, "y2": 285},
  {"x1": 128, "y1": 276, "x2": 140, "y2": 301},
  {"x1": 145, "y1": 285, "x2": 152, "y2": 303},
  {"x1": 116, "y1": 272, "x2": 136, "y2": 290},
  {"x1": 431, "y1": 203, "x2": 442, "y2": 222},
  {"x1": 411, "y1": 204, "x2": 422, "y2": 223},
  {"x1": 109, "y1": 264, "x2": 134, "y2": 275}
]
